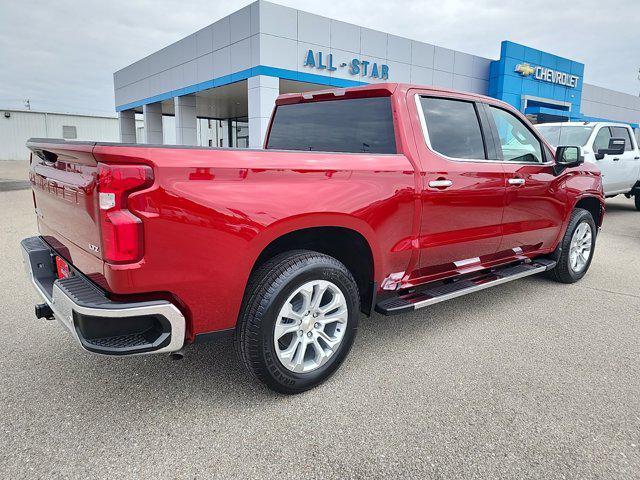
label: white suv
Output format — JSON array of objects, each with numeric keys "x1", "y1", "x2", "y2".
[{"x1": 537, "y1": 122, "x2": 640, "y2": 209}]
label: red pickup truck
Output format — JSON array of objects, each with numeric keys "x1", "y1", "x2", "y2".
[{"x1": 22, "y1": 83, "x2": 604, "y2": 393}]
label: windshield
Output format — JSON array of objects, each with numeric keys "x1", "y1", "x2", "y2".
[{"x1": 536, "y1": 125, "x2": 594, "y2": 147}]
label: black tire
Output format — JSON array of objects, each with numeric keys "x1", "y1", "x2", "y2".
[
  {"x1": 635, "y1": 192, "x2": 640, "y2": 211},
  {"x1": 235, "y1": 250, "x2": 360, "y2": 394},
  {"x1": 546, "y1": 208, "x2": 596, "y2": 284}
]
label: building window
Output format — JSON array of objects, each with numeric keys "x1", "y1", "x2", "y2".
[{"x1": 62, "y1": 125, "x2": 77, "y2": 139}]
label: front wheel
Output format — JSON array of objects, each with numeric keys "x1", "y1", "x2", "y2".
[
  {"x1": 235, "y1": 250, "x2": 360, "y2": 394},
  {"x1": 546, "y1": 208, "x2": 596, "y2": 283},
  {"x1": 635, "y1": 192, "x2": 640, "y2": 211}
]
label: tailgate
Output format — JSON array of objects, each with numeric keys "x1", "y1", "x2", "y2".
[{"x1": 27, "y1": 139, "x2": 102, "y2": 261}]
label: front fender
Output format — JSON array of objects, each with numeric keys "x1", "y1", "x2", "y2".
[{"x1": 548, "y1": 171, "x2": 604, "y2": 252}]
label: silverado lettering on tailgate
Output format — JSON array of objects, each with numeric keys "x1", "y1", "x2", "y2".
[{"x1": 31, "y1": 173, "x2": 86, "y2": 205}]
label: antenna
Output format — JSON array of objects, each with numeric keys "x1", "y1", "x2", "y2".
[{"x1": 23, "y1": 99, "x2": 31, "y2": 110}]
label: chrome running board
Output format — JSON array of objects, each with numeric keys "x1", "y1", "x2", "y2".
[{"x1": 375, "y1": 259, "x2": 556, "y2": 315}]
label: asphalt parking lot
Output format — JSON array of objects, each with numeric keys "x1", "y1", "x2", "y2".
[{"x1": 0, "y1": 161, "x2": 638, "y2": 479}]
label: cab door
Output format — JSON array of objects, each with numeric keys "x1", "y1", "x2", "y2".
[
  {"x1": 409, "y1": 93, "x2": 506, "y2": 282},
  {"x1": 482, "y1": 103, "x2": 565, "y2": 255},
  {"x1": 593, "y1": 125, "x2": 633, "y2": 194},
  {"x1": 609, "y1": 126, "x2": 640, "y2": 193}
]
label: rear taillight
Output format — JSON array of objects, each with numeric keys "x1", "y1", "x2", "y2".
[{"x1": 97, "y1": 163, "x2": 153, "y2": 263}]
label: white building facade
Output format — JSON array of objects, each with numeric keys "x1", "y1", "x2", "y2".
[
  {"x1": 114, "y1": 1, "x2": 640, "y2": 148},
  {"x1": 0, "y1": 109, "x2": 143, "y2": 161}
]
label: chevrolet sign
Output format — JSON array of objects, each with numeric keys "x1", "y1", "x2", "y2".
[{"x1": 515, "y1": 63, "x2": 579, "y2": 88}]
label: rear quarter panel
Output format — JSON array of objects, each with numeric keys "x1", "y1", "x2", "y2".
[{"x1": 92, "y1": 145, "x2": 417, "y2": 338}]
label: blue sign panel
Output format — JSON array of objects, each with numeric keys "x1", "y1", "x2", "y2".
[{"x1": 489, "y1": 41, "x2": 584, "y2": 120}]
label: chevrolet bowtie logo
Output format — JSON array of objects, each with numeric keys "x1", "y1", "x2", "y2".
[{"x1": 515, "y1": 63, "x2": 535, "y2": 76}]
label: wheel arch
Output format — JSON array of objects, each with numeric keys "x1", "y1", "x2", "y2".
[
  {"x1": 246, "y1": 216, "x2": 381, "y2": 316},
  {"x1": 549, "y1": 193, "x2": 603, "y2": 259},
  {"x1": 573, "y1": 195, "x2": 604, "y2": 228}
]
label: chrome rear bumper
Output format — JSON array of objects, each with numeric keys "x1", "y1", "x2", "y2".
[{"x1": 21, "y1": 236, "x2": 186, "y2": 356}]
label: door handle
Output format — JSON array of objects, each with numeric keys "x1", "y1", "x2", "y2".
[
  {"x1": 428, "y1": 179, "x2": 453, "y2": 189},
  {"x1": 613, "y1": 157, "x2": 620, "y2": 161},
  {"x1": 508, "y1": 178, "x2": 526, "y2": 186},
  {"x1": 634, "y1": 156, "x2": 639, "y2": 160}
]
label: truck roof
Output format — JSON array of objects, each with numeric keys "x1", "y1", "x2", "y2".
[
  {"x1": 275, "y1": 82, "x2": 502, "y2": 107},
  {"x1": 537, "y1": 121, "x2": 632, "y2": 128}
]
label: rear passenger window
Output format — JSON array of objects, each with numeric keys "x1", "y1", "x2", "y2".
[
  {"x1": 419, "y1": 97, "x2": 485, "y2": 159},
  {"x1": 266, "y1": 97, "x2": 397, "y2": 154},
  {"x1": 610, "y1": 126, "x2": 634, "y2": 151}
]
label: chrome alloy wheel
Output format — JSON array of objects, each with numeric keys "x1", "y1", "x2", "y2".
[
  {"x1": 273, "y1": 280, "x2": 348, "y2": 373},
  {"x1": 569, "y1": 221, "x2": 592, "y2": 273}
]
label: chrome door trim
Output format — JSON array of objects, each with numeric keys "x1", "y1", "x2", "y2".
[{"x1": 413, "y1": 93, "x2": 555, "y2": 166}]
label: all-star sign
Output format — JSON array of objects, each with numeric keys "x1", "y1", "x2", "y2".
[
  {"x1": 515, "y1": 62, "x2": 579, "y2": 88},
  {"x1": 303, "y1": 49, "x2": 389, "y2": 80}
]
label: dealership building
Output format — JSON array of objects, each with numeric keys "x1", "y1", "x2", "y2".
[
  {"x1": 0, "y1": 109, "x2": 145, "y2": 161},
  {"x1": 114, "y1": 0, "x2": 640, "y2": 148}
]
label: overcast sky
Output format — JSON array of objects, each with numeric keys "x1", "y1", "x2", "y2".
[{"x1": 1, "y1": 0, "x2": 638, "y2": 115}]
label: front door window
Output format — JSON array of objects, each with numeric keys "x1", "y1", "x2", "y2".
[{"x1": 488, "y1": 106, "x2": 543, "y2": 163}]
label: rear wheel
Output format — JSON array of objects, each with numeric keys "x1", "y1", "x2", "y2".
[
  {"x1": 235, "y1": 250, "x2": 359, "y2": 394},
  {"x1": 635, "y1": 192, "x2": 640, "y2": 211},
  {"x1": 547, "y1": 208, "x2": 596, "y2": 283}
]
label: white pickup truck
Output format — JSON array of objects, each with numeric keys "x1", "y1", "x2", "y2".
[{"x1": 536, "y1": 122, "x2": 640, "y2": 209}]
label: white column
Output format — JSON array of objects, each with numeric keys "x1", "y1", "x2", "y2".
[
  {"x1": 175, "y1": 94, "x2": 198, "y2": 145},
  {"x1": 214, "y1": 120, "x2": 232, "y2": 148},
  {"x1": 248, "y1": 75, "x2": 279, "y2": 149},
  {"x1": 142, "y1": 102, "x2": 163, "y2": 144},
  {"x1": 118, "y1": 110, "x2": 136, "y2": 143}
]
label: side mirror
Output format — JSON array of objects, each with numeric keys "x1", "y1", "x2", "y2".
[
  {"x1": 555, "y1": 145, "x2": 584, "y2": 169},
  {"x1": 554, "y1": 146, "x2": 584, "y2": 175},
  {"x1": 595, "y1": 137, "x2": 625, "y2": 160}
]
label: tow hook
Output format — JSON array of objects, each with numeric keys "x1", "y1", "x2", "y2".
[
  {"x1": 169, "y1": 348, "x2": 185, "y2": 360},
  {"x1": 35, "y1": 303, "x2": 54, "y2": 320}
]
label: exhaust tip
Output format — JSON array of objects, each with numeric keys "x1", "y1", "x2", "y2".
[
  {"x1": 35, "y1": 303, "x2": 54, "y2": 320},
  {"x1": 169, "y1": 348, "x2": 185, "y2": 361}
]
